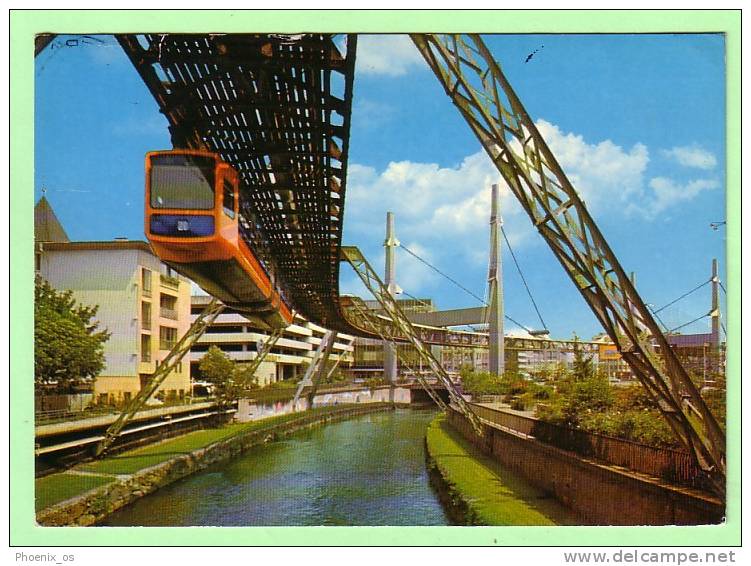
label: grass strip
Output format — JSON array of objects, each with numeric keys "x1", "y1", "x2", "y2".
[
  {"x1": 35, "y1": 472, "x2": 115, "y2": 512},
  {"x1": 426, "y1": 414, "x2": 580, "y2": 525},
  {"x1": 78, "y1": 405, "x2": 356, "y2": 475},
  {"x1": 36, "y1": 404, "x2": 371, "y2": 510}
]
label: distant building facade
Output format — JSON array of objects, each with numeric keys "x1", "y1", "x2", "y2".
[
  {"x1": 190, "y1": 295, "x2": 355, "y2": 387},
  {"x1": 35, "y1": 197, "x2": 192, "y2": 404}
]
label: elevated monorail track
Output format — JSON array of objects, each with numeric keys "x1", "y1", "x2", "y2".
[{"x1": 117, "y1": 33, "x2": 360, "y2": 335}]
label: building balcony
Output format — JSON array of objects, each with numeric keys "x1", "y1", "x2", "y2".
[
  {"x1": 142, "y1": 319, "x2": 152, "y2": 330},
  {"x1": 160, "y1": 341, "x2": 177, "y2": 351},
  {"x1": 160, "y1": 274, "x2": 180, "y2": 291},
  {"x1": 160, "y1": 307, "x2": 178, "y2": 320}
]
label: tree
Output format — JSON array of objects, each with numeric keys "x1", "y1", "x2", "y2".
[
  {"x1": 34, "y1": 276, "x2": 110, "y2": 392},
  {"x1": 571, "y1": 335, "x2": 595, "y2": 381},
  {"x1": 198, "y1": 346, "x2": 241, "y2": 405}
]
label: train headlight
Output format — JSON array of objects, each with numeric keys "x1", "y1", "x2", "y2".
[{"x1": 177, "y1": 219, "x2": 190, "y2": 232}]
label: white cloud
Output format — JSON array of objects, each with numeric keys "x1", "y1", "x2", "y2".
[
  {"x1": 662, "y1": 145, "x2": 717, "y2": 170},
  {"x1": 342, "y1": 119, "x2": 720, "y2": 296},
  {"x1": 636, "y1": 177, "x2": 719, "y2": 218},
  {"x1": 343, "y1": 150, "x2": 530, "y2": 298},
  {"x1": 355, "y1": 34, "x2": 425, "y2": 76},
  {"x1": 532, "y1": 119, "x2": 650, "y2": 208}
]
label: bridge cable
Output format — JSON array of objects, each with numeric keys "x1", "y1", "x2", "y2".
[
  {"x1": 398, "y1": 243, "x2": 533, "y2": 331},
  {"x1": 652, "y1": 279, "x2": 711, "y2": 314},
  {"x1": 667, "y1": 313, "x2": 709, "y2": 334},
  {"x1": 500, "y1": 225, "x2": 548, "y2": 331},
  {"x1": 646, "y1": 304, "x2": 672, "y2": 334},
  {"x1": 399, "y1": 243, "x2": 487, "y2": 305}
]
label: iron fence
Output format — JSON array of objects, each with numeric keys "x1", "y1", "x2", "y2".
[{"x1": 469, "y1": 403, "x2": 705, "y2": 488}]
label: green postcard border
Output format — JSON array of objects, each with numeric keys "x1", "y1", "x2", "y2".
[{"x1": 10, "y1": 9, "x2": 741, "y2": 547}]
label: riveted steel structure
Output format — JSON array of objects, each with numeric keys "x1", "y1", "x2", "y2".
[
  {"x1": 343, "y1": 294, "x2": 448, "y2": 412},
  {"x1": 117, "y1": 33, "x2": 359, "y2": 334},
  {"x1": 95, "y1": 298, "x2": 226, "y2": 456},
  {"x1": 340, "y1": 246, "x2": 482, "y2": 434},
  {"x1": 410, "y1": 34, "x2": 725, "y2": 491}
]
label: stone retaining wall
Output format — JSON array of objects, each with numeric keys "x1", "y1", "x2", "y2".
[
  {"x1": 447, "y1": 409, "x2": 723, "y2": 526},
  {"x1": 37, "y1": 404, "x2": 393, "y2": 526}
]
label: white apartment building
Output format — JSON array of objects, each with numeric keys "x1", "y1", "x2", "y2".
[
  {"x1": 190, "y1": 295, "x2": 355, "y2": 386},
  {"x1": 35, "y1": 197, "x2": 192, "y2": 404}
]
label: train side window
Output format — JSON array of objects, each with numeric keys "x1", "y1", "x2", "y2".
[{"x1": 223, "y1": 179, "x2": 236, "y2": 219}]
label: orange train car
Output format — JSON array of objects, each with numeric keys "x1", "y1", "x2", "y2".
[{"x1": 145, "y1": 150, "x2": 293, "y2": 329}]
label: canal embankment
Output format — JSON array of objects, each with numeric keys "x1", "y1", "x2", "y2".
[
  {"x1": 425, "y1": 414, "x2": 582, "y2": 525},
  {"x1": 36, "y1": 403, "x2": 392, "y2": 526},
  {"x1": 446, "y1": 407, "x2": 724, "y2": 525}
]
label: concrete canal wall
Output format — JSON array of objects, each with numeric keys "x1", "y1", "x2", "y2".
[
  {"x1": 236, "y1": 386, "x2": 411, "y2": 422},
  {"x1": 447, "y1": 408, "x2": 724, "y2": 526},
  {"x1": 37, "y1": 404, "x2": 393, "y2": 527}
]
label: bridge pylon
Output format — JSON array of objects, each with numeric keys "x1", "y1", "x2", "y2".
[
  {"x1": 487, "y1": 183, "x2": 504, "y2": 376},
  {"x1": 383, "y1": 212, "x2": 401, "y2": 386}
]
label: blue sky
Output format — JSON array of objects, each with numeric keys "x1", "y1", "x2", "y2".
[{"x1": 34, "y1": 33, "x2": 727, "y2": 339}]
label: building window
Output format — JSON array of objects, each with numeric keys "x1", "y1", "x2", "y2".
[
  {"x1": 123, "y1": 391, "x2": 132, "y2": 403},
  {"x1": 160, "y1": 294, "x2": 178, "y2": 320},
  {"x1": 142, "y1": 268, "x2": 152, "y2": 297},
  {"x1": 139, "y1": 373, "x2": 152, "y2": 389},
  {"x1": 140, "y1": 334, "x2": 151, "y2": 362},
  {"x1": 160, "y1": 326, "x2": 178, "y2": 350},
  {"x1": 35, "y1": 252, "x2": 41, "y2": 272},
  {"x1": 141, "y1": 301, "x2": 152, "y2": 330}
]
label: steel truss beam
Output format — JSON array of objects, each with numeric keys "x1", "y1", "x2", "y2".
[
  {"x1": 116, "y1": 34, "x2": 359, "y2": 334},
  {"x1": 411, "y1": 34, "x2": 725, "y2": 491},
  {"x1": 341, "y1": 246, "x2": 480, "y2": 433},
  {"x1": 344, "y1": 295, "x2": 448, "y2": 411},
  {"x1": 95, "y1": 298, "x2": 226, "y2": 457},
  {"x1": 292, "y1": 330, "x2": 337, "y2": 408}
]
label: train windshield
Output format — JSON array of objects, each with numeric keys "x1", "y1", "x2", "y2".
[{"x1": 150, "y1": 154, "x2": 216, "y2": 210}]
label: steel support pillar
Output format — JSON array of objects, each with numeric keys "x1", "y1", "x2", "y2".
[
  {"x1": 488, "y1": 183, "x2": 504, "y2": 376},
  {"x1": 345, "y1": 295, "x2": 448, "y2": 411},
  {"x1": 241, "y1": 329, "x2": 284, "y2": 389},
  {"x1": 292, "y1": 330, "x2": 337, "y2": 409},
  {"x1": 411, "y1": 34, "x2": 725, "y2": 492},
  {"x1": 95, "y1": 298, "x2": 225, "y2": 457},
  {"x1": 341, "y1": 246, "x2": 483, "y2": 433}
]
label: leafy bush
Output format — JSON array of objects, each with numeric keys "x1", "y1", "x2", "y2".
[{"x1": 534, "y1": 371, "x2": 680, "y2": 447}]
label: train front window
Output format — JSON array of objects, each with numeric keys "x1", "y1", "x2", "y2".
[{"x1": 150, "y1": 154, "x2": 216, "y2": 210}]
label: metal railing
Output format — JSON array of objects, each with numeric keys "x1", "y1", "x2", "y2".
[
  {"x1": 160, "y1": 307, "x2": 178, "y2": 320},
  {"x1": 469, "y1": 403, "x2": 705, "y2": 488}
]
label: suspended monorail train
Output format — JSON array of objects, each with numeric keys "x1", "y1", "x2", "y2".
[{"x1": 145, "y1": 150, "x2": 293, "y2": 329}]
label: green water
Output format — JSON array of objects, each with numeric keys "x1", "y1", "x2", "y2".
[{"x1": 103, "y1": 408, "x2": 451, "y2": 526}]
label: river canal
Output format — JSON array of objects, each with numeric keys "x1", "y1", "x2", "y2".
[{"x1": 103, "y1": 408, "x2": 451, "y2": 526}]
